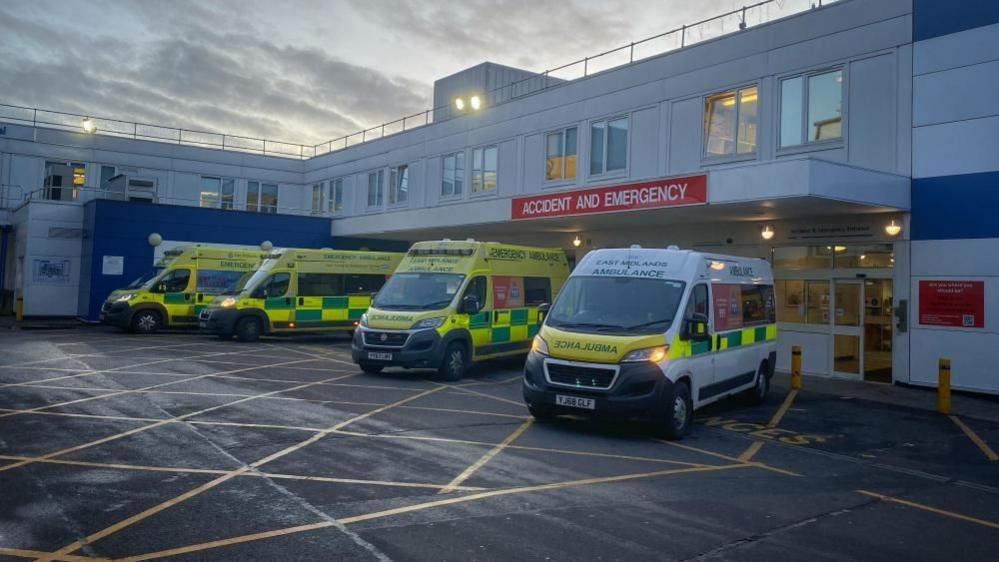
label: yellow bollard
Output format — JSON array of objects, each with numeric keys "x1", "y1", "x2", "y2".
[
  {"x1": 14, "y1": 297, "x2": 23, "y2": 330},
  {"x1": 791, "y1": 345, "x2": 802, "y2": 390},
  {"x1": 938, "y1": 358, "x2": 951, "y2": 415}
]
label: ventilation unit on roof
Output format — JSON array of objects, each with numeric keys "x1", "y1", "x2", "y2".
[{"x1": 108, "y1": 174, "x2": 158, "y2": 203}]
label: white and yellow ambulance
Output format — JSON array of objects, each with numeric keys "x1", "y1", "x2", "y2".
[
  {"x1": 522, "y1": 246, "x2": 776, "y2": 439},
  {"x1": 100, "y1": 245, "x2": 266, "y2": 333},
  {"x1": 352, "y1": 240, "x2": 570, "y2": 380},
  {"x1": 199, "y1": 248, "x2": 404, "y2": 341}
]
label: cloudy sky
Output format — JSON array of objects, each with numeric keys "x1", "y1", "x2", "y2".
[{"x1": 1, "y1": 0, "x2": 783, "y2": 146}]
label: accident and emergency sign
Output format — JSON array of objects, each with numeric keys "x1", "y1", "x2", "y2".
[{"x1": 511, "y1": 174, "x2": 707, "y2": 220}]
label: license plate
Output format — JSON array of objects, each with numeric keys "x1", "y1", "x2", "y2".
[
  {"x1": 556, "y1": 394, "x2": 595, "y2": 410},
  {"x1": 367, "y1": 352, "x2": 393, "y2": 361}
]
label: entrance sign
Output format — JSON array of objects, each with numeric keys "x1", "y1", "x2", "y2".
[
  {"x1": 511, "y1": 174, "x2": 707, "y2": 220},
  {"x1": 918, "y1": 280, "x2": 984, "y2": 328}
]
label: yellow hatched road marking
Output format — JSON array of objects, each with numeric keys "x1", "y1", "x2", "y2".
[
  {"x1": 949, "y1": 415, "x2": 999, "y2": 462},
  {"x1": 858, "y1": 490, "x2": 999, "y2": 530},
  {"x1": 767, "y1": 389, "x2": 798, "y2": 429},
  {"x1": 737, "y1": 441, "x2": 765, "y2": 462},
  {"x1": 446, "y1": 384, "x2": 525, "y2": 407},
  {"x1": 438, "y1": 419, "x2": 533, "y2": 494},
  {"x1": 0, "y1": 547, "x2": 103, "y2": 561},
  {"x1": 657, "y1": 439, "x2": 801, "y2": 477}
]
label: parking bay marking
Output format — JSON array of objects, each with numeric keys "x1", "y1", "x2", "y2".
[
  {"x1": 112, "y1": 463, "x2": 752, "y2": 562},
  {"x1": 949, "y1": 415, "x2": 999, "y2": 462},
  {"x1": 438, "y1": 419, "x2": 533, "y2": 494},
  {"x1": 858, "y1": 490, "x2": 999, "y2": 530}
]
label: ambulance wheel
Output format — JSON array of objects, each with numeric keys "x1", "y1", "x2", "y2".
[
  {"x1": 131, "y1": 310, "x2": 161, "y2": 334},
  {"x1": 660, "y1": 380, "x2": 692, "y2": 440},
  {"x1": 439, "y1": 342, "x2": 468, "y2": 382},
  {"x1": 745, "y1": 361, "x2": 770, "y2": 405},
  {"x1": 235, "y1": 317, "x2": 261, "y2": 343},
  {"x1": 358, "y1": 362, "x2": 383, "y2": 374}
]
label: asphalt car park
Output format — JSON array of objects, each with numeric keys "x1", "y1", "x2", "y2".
[{"x1": 1, "y1": 328, "x2": 997, "y2": 561}]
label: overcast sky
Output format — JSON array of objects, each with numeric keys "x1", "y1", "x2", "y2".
[{"x1": 0, "y1": 0, "x2": 795, "y2": 146}]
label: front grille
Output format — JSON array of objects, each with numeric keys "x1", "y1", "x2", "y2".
[
  {"x1": 363, "y1": 330, "x2": 409, "y2": 347},
  {"x1": 545, "y1": 362, "x2": 617, "y2": 390},
  {"x1": 199, "y1": 309, "x2": 211, "y2": 320}
]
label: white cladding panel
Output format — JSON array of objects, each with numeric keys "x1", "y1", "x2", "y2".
[{"x1": 913, "y1": 115, "x2": 999, "y2": 179}]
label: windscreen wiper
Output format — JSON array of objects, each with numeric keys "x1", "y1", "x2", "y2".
[{"x1": 624, "y1": 318, "x2": 673, "y2": 332}]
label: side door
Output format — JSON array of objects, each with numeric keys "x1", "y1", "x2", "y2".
[
  {"x1": 682, "y1": 283, "x2": 715, "y2": 401},
  {"x1": 488, "y1": 275, "x2": 538, "y2": 355},
  {"x1": 296, "y1": 271, "x2": 338, "y2": 330},
  {"x1": 259, "y1": 272, "x2": 293, "y2": 329},
  {"x1": 156, "y1": 268, "x2": 194, "y2": 325},
  {"x1": 710, "y1": 283, "x2": 756, "y2": 395},
  {"x1": 460, "y1": 275, "x2": 490, "y2": 358}
]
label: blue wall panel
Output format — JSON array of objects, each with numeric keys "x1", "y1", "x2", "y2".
[
  {"x1": 80, "y1": 200, "x2": 408, "y2": 320},
  {"x1": 912, "y1": 171, "x2": 999, "y2": 240},
  {"x1": 914, "y1": 0, "x2": 999, "y2": 42}
]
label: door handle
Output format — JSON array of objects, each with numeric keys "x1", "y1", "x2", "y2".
[
  {"x1": 493, "y1": 310, "x2": 499, "y2": 322},
  {"x1": 184, "y1": 293, "x2": 192, "y2": 302},
  {"x1": 298, "y1": 297, "x2": 304, "y2": 306},
  {"x1": 197, "y1": 294, "x2": 204, "y2": 303}
]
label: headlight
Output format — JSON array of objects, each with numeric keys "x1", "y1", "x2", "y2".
[
  {"x1": 621, "y1": 345, "x2": 669, "y2": 363},
  {"x1": 114, "y1": 293, "x2": 134, "y2": 303},
  {"x1": 359, "y1": 313, "x2": 368, "y2": 327},
  {"x1": 531, "y1": 336, "x2": 549, "y2": 356},
  {"x1": 219, "y1": 297, "x2": 237, "y2": 308},
  {"x1": 411, "y1": 316, "x2": 446, "y2": 330}
]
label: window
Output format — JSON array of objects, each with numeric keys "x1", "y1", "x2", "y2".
[
  {"x1": 389, "y1": 164, "x2": 409, "y2": 205},
  {"x1": 773, "y1": 246, "x2": 833, "y2": 270},
  {"x1": 741, "y1": 285, "x2": 775, "y2": 326},
  {"x1": 328, "y1": 178, "x2": 344, "y2": 214},
  {"x1": 471, "y1": 146, "x2": 498, "y2": 193},
  {"x1": 833, "y1": 244, "x2": 894, "y2": 269},
  {"x1": 523, "y1": 277, "x2": 552, "y2": 306},
  {"x1": 196, "y1": 270, "x2": 243, "y2": 294},
  {"x1": 298, "y1": 273, "x2": 341, "y2": 296},
  {"x1": 589, "y1": 116, "x2": 628, "y2": 175},
  {"x1": 704, "y1": 85, "x2": 758, "y2": 157},
  {"x1": 463, "y1": 276, "x2": 488, "y2": 308},
  {"x1": 345, "y1": 274, "x2": 388, "y2": 294},
  {"x1": 779, "y1": 69, "x2": 843, "y2": 148},
  {"x1": 254, "y1": 272, "x2": 290, "y2": 298},
  {"x1": 200, "y1": 176, "x2": 221, "y2": 208},
  {"x1": 545, "y1": 126, "x2": 578, "y2": 181},
  {"x1": 685, "y1": 284, "x2": 710, "y2": 318},
  {"x1": 367, "y1": 170, "x2": 384, "y2": 208},
  {"x1": 156, "y1": 269, "x2": 191, "y2": 293},
  {"x1": 247, "y1": 181, "x2": 279, "y2": 213},
  {"x1": 311, "y1": 182, "x2": 325, "y2": 215},
  {"x1": 99, "y1": 165, "x2": 117, "y2": 190},
  {"x1": 43, "y1": 161, "x2": 85, "y2": 201},
  {"x1": 220, "y1": 179, "x2": 235, "y2": 210},
  {"x1": 441, "y1": 152, "x2": 465, "y2": 197},
  {"x1": 712, "y1": 283, "x2": 774, "y2": 330}
]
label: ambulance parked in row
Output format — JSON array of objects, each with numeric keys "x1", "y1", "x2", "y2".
[
  {"x1": 352, "y1": 240, "x2": 570, "y2": 381},
  {"x1": 199, "y1": 248, "x2": 404, "y2": 342},
  {"x1": 522, "y1": 246, "x2": 776, "y2": 439},
  {"x1": 100, "y1": 245, "x2": 267, "y2": 333}
]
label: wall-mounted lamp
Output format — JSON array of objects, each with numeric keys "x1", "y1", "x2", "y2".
[
  {"x1": 572, "y1": 235, "x2": 582, "y2": 248},
  {"x1": 884, "y1": 219, "x2": 902, "y2": 237},
  {"x1": 147, "y1": 232, "x2": 162, "y2": 247},
  {"x1": 260, "y1": 240, "x2": 274, "y2": 251},
  {"x1": 760, "y1": 225, "x2": 775, "y2": 241},
  {"x1": 454, "y1": 98, "x2": 465, "y2": 111},
  {"x1": 469, "y1": 95, "x2": 482, "y2": 110},
  {"x1": 81, "y1": 117, "x2": 96, "y2": 134}
]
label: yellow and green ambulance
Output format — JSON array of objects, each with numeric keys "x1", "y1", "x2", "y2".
[
  {"x1": 199, "y1": 248, "x2": 404, "y2": 342},
  {"x1": 352, "y1": 240, "x2": 570, "y2": 380},
  {"x1": 522, "y1": 246, "x2": 776, "y2": 439},
  {"x1": 100, "y1": 245, "x2": 266, "y2": 334}
]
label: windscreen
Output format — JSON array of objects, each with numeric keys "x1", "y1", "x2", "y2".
[
  {"x1": 546, "y1": 276, "x2": 686, "y2": 335},
  {"x1": 129, "y1": 268, "x2": 163, "y2": 289},
  {"x1": 372, "y1": 272, "x2": 465, "y2": 311}
]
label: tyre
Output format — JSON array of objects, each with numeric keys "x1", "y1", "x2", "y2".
[
  {"x1": 130, "y1": 309, "x2": 162, "y2": 334},
  {"x1": 438, "y1": 342, "x2": 468, "y2": 382},
  {"x1": 660, "y1": 380, "x2": 693, "y2": 440},
  {"x1": 528, "y1": 403, "x2": 556, "y2": 422},
  {"x1": 235, "y1": 316, "x2": 262, "y2": 343},
  {"x1": 745, "y1": 361, "x2": 770, "y2": 405},
  {"x1": 358, "y1": 362, "x2": 384, "y2": 374}
]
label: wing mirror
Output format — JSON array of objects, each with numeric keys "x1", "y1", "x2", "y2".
[
  {"x1": 460, "y1": 295, "x2": 482, "y2": 315},
  {"x1": 680, "y1": 313, "x2": 711, "y2": 342},
  {"x1": 537, "y1": 303, "x2": 550, "y2": 324}
]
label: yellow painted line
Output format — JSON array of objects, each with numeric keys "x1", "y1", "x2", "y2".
[
  {"x1": 439, "y1": 419, "x2": 533, "y2": 494},
  {"x1": 949, "y1": 415, "x2": 999, "y2": 462},
  {"x1": 0, "y1": 455, "x2": 229, "y2": 476},
  {"x1": 445, "y1": 384, "x2": 526, "y2": 407},
  {"x1": 858, "y1": 490, "x2": 999, "y2": 530},
  {"x1": 767, "y1": 389, "x2": 798, "y2": 429},
  {"x1": 657, "y1": 439, "x2": 801, "y2": 477},
  {"x1": 262, "y1": 472, "x2": 486, "y2": 491},
  {"x1": 47, "y1": 385, "x2": 447, "y2": 558},
  {"x1": 118, "y1": 463, "x2": 747, "y2": 561},
  {"x1": 0, "y1": 547, "x2": 104, "y2": 561},
  {"x1": 737, "y1": 441, "x2": 765, "y2": 462}
]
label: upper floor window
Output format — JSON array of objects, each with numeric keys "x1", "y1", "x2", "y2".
[
  {"x1": 247, "y1": 181, "x2": 278, "y2": 213},
  {"x1": 43, "y1": 161, "x2": 85, "y2": 201},
  {"x1": 311, "y1": 182, "x2": 325, "y2": 215},
  {"x1": 780, "y1": 69, "x2": 843, "y2": 148},
  {"x1": 704, "y1": 85, "x2": 758, "y2": 157},
  {"x1": 367, "y1": 169, "x2": 384, "y2": 208},
  {"x1": 441, "y1": 152, "x2": 464, "y2": 198},
  {"x1": 329, "y1": 178, "x2": 344, "y2": 214},
  {"x1": 471, "y1": 146, "x2": 497, "y2": 194},
  {"x1": 545, "y1": 126, "x2": 577, "y2": 181},
  {"x1": 200, "y1": 176, "x2": 221, "y2": 208},
  {"x1": 590, "y1": 116, "x2": 628, "y2": 176},
  {"x1": 389, "y1": 164, "x2": 409, "y2": 205},
  {"x1": 99, "y1": 165, "x2": 117, "y2": 190}
]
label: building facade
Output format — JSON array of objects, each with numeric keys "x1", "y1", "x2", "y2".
[{"x1": 1, "y1": 0, "x2": 997, "y2": 394}]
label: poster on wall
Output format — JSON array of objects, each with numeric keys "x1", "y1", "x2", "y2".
[
  {"x1": 102, "y1": 255, "x2": 124, "y2": 275},
  {"x1": 918, "y1": 280, "x2": 984, "y2": 328},
  {"x1": 32, "y1": 258, "x2": 71, "y2": 284}
]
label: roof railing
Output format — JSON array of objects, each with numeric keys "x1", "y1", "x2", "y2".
[{"x1": 0, "y1": 0, "x2": 835, "y2": 160}]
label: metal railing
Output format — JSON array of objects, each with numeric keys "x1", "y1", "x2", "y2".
[{"x1": 0, "y1": 0, "x2": 836, "y2": 161}]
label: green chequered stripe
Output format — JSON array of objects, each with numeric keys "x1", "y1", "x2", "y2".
[
  {"x1": 528, "y1": 324, "x2": 540, "y2": 338},
  {"x1": 348, "y1": 308, "x2": 365, "y2": 319},
  {"x1": 510, "y1": 308, "x2": 529, "y2": 325},
  {"x1": 724, "y1": 330, "x2": 743, "y2": 348},
  {"x1": 691, "y1": 339, "x2": 711, "y2": 355},
  {"x1": 323, "y1": 296, "x2": 348, "y2": 309},
  {"x1": 296, "y1": 309, "x2": 322, "y2": 321},
  {"x1": 265, "y1": 297, "x2": 294, "y2": 310},
  {"x1": 468, "y1": 312, "x2": 491, "y2": 329},
  {"x1": 491, "y1": 326, "x2": 511, "y2": 343},
  {"x1": 164, "y1": 292, "x2": 187, "y2": 304}
]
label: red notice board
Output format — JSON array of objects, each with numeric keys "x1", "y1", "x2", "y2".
[{"x1": 918, "y1": 280, "x2": 985, "y2": 328}]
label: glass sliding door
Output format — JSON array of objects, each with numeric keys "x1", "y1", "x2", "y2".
[{"x1": 832, "y1": 280, "x2": 862, "y2": 377}]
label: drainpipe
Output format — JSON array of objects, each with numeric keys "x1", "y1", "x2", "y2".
[{"x1": 0, "y1": 225, "x2": 9, "y2": 290}]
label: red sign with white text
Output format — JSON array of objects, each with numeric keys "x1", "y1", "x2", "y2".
[
  {"x1": 918, "y1": 280, "x2": 985, "y2": 328},
  {"x1": 511, "y1": 174, "x2": 707, "y2": 220}
]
